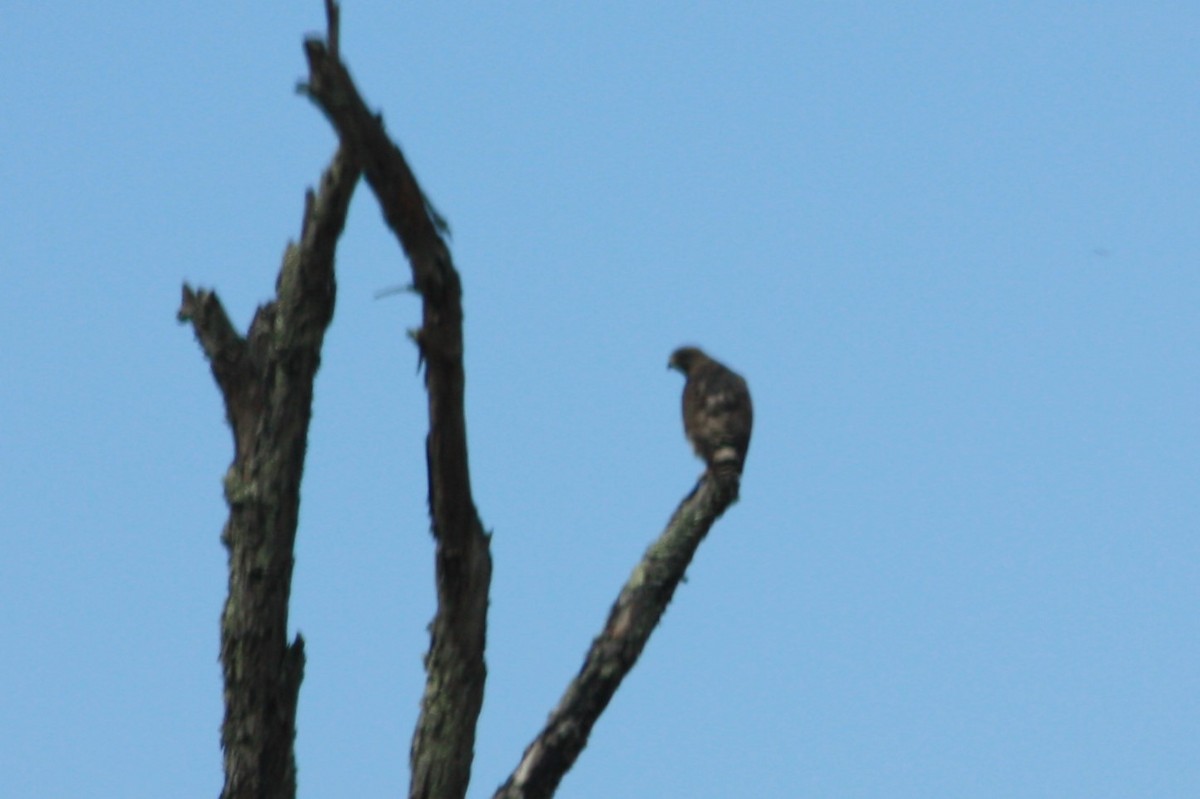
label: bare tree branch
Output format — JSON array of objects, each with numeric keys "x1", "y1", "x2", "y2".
[
  {"x1": 178, "y1": 143, "x2": 359, "y2": 799},
  {"x1": 300, "y1": 6, "x2": 493, "y2": 799},
  {"x1": 493, "y1": 477, "x2": 738, "y2": 799}
]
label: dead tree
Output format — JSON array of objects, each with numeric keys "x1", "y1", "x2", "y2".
[{"x1": 181, "y1": 4, "x2": 744, "y2": 799}]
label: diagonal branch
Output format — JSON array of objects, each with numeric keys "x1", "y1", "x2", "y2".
[
  {"x1": 179, "y1": 143, "x2": 360, "y2": 799},
  {"x1": 493, "y1": 477, "x2": 738, "y2": 799},
  {"x1": 301, "y1": 5, "x2": 493, "y2": 799}
]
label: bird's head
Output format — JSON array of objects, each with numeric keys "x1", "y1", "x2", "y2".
[{"x1": 668, "y1": 346, "x2": 706, "y2": 375}]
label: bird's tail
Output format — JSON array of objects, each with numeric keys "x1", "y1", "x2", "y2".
[{"x1": 709, "y1": 448, "x2": 743, "y2": 502}]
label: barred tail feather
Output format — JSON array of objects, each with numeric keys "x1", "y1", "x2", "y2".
[{"x1": 709, "y1": 448, "x2": 743, "y2": 501}]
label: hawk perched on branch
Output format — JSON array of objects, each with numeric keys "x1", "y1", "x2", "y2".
[{"x1": 668, "y1": 346, "x2": 753, "y2": 497}]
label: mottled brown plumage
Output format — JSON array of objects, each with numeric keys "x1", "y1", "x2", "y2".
[{"x1": 668, "y1": 346, "x2": 753, "y2": 497}]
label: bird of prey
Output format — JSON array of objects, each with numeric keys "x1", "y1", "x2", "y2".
[{"x1": 668, "y1": 346, "x2": 753, "y2": 498}]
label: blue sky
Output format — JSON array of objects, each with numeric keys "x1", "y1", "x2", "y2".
[{"x1": 2, "y1": 2, "x2": 1197, "y2": 797}]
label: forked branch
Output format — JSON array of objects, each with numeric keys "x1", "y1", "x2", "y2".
[{"x1": 179, "y1": 143, "x2": 360, "y2": 799}]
